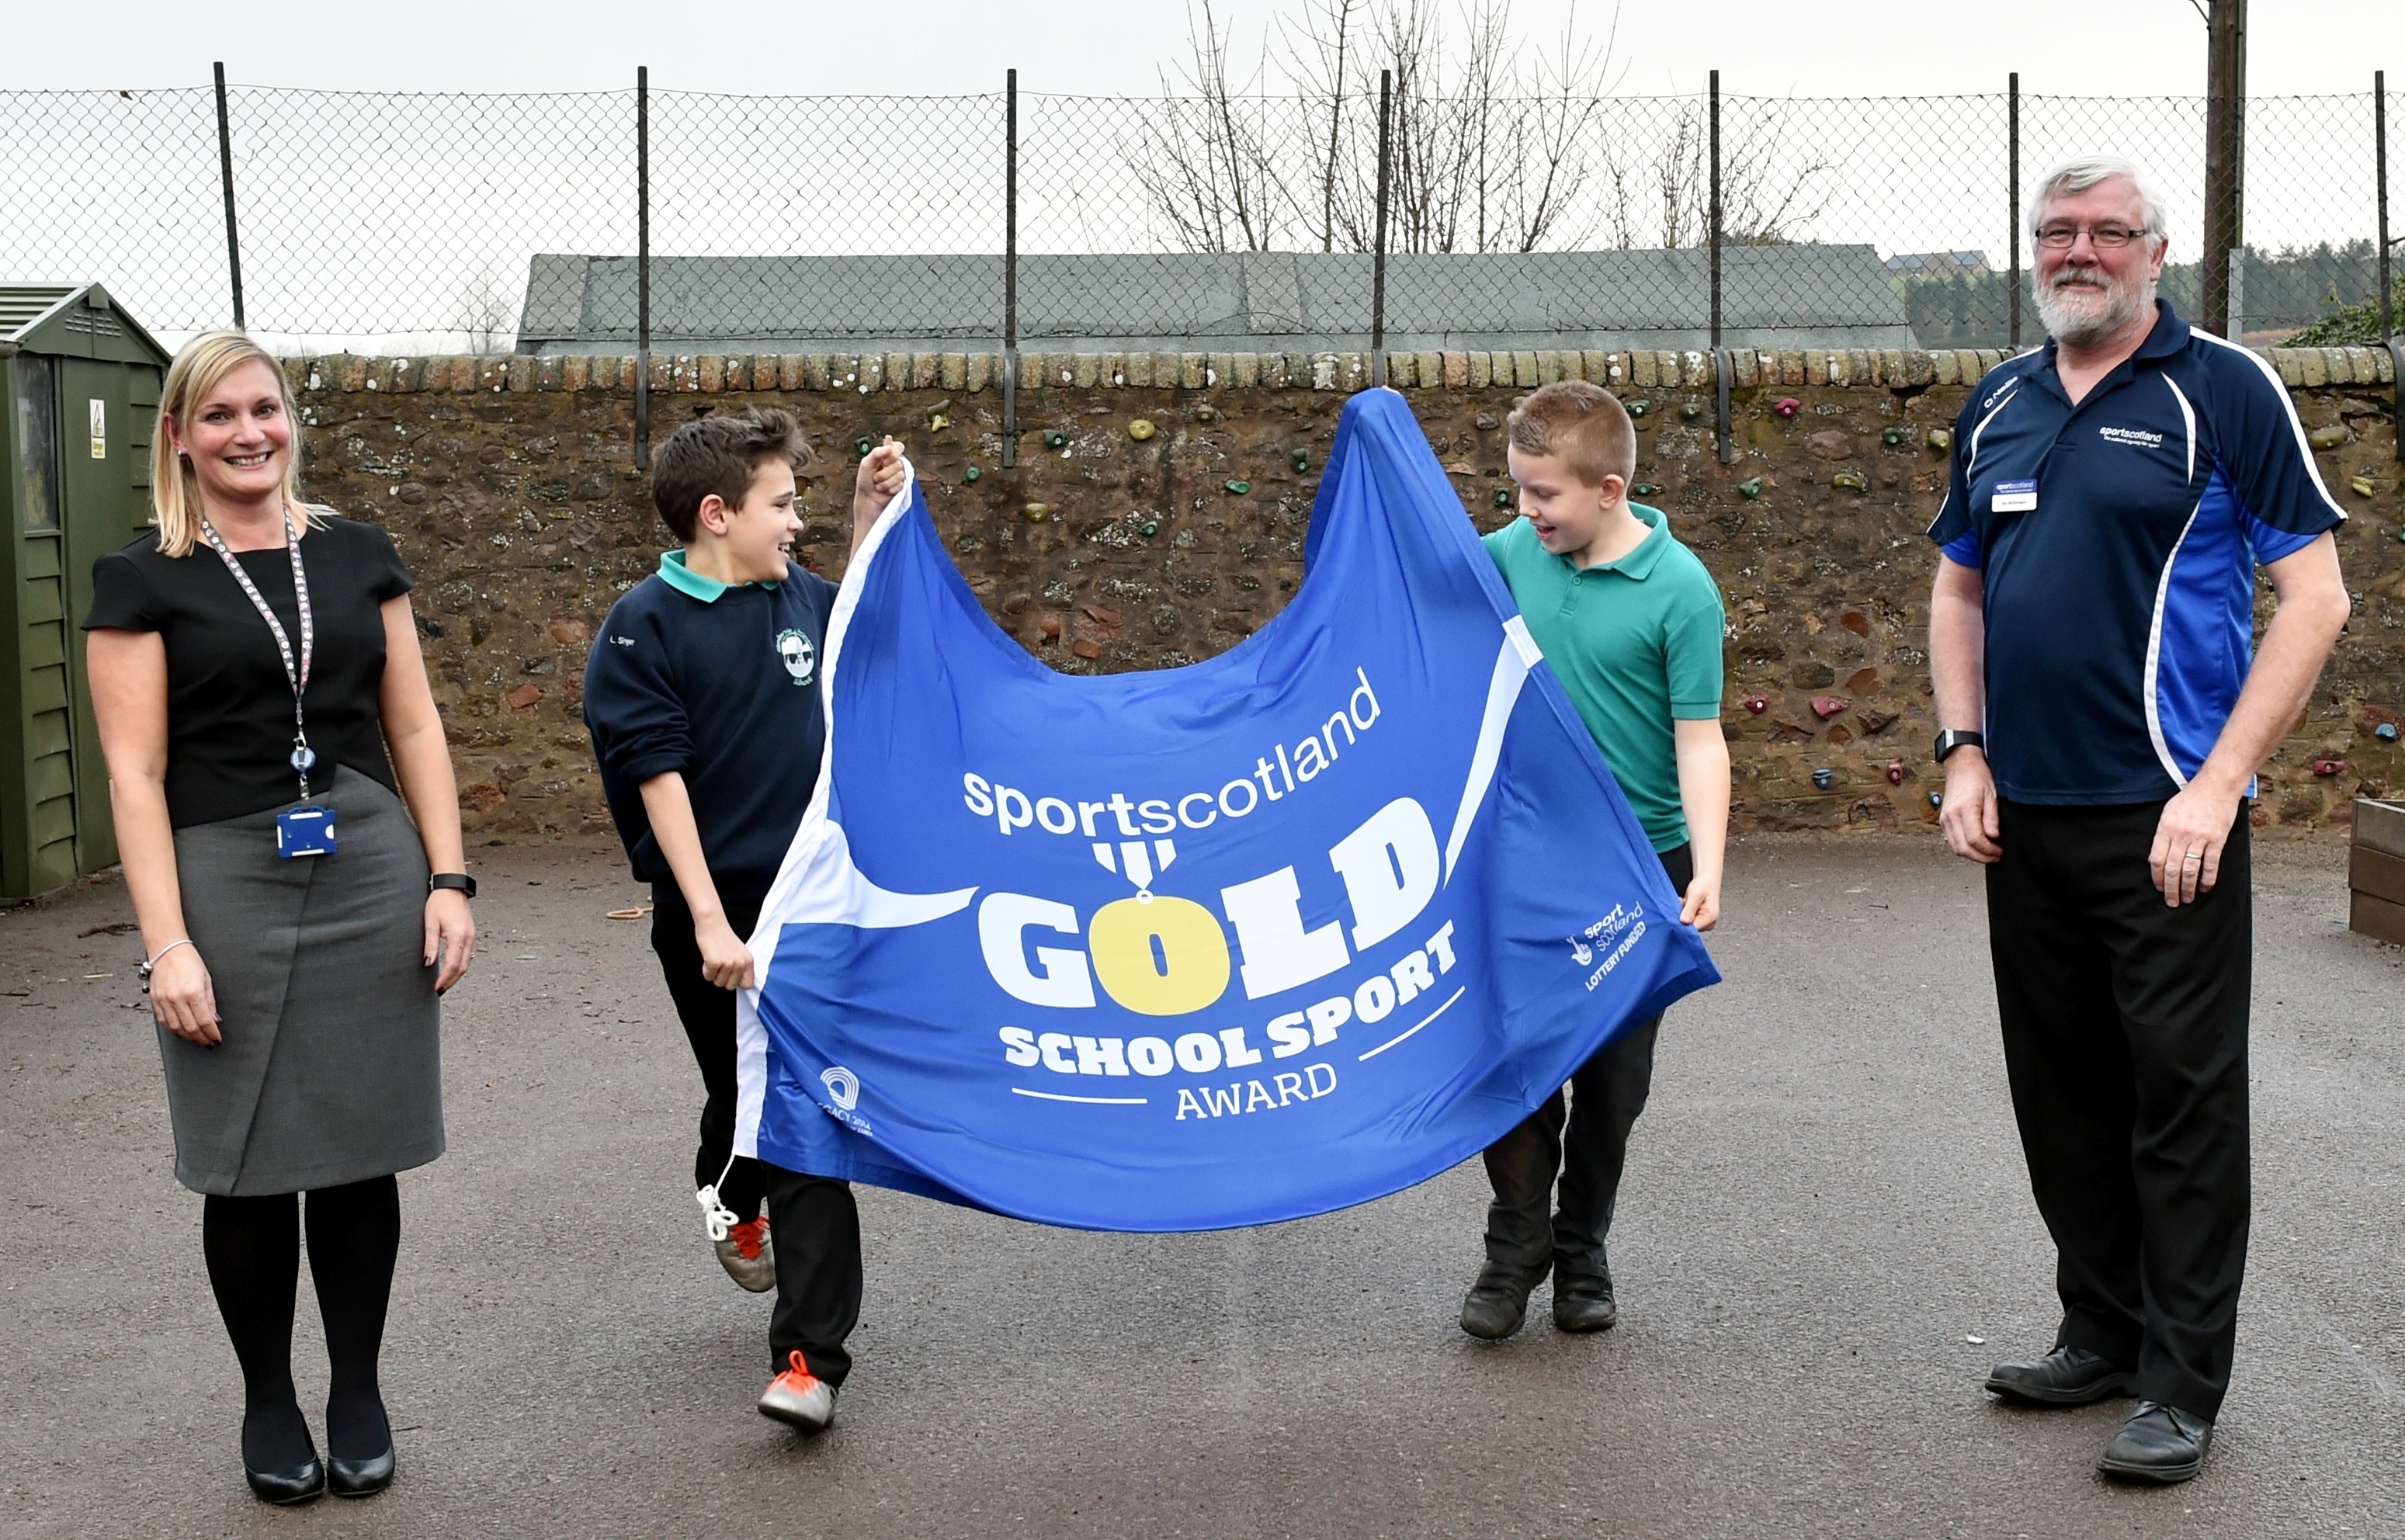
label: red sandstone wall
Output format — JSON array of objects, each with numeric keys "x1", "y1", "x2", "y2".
[{"x1": 283, "y1": 349, "x2": 2404, "y2": 841}]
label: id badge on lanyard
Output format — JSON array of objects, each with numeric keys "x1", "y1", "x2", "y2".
[{"x1": 202, "y1": 512, "x2": 337, "y2": 858}]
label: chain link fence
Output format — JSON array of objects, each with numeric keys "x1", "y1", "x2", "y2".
[{"x1": 0, "y1": 78, "x2": 2392, "y2": 355}]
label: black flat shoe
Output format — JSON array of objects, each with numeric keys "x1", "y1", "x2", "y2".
[
  {"x1": 327, "y1": 1445, "x2": 396, "y2": 1499},
  {"x1": 2098, "y1": 1400, "x2": 2212, "y2": 1484},
  {"x1": 1983, "y1": 1344, "x2": 2139, "y2": 1406},
  {"x1": 245, "y1": 1455, "x2": 325, "y2": 1506}
]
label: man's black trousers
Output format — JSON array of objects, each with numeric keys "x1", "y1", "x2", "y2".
[
  {"x1": 652, "y1": 894, "x2": 863, "y2": 1386},
  {"x1": 1483, "y1": 842, "x2": 1692, "y2": 1283},
  {"x1": 1987, "y1": 798, "x2": 2251, "y2": 1421}
]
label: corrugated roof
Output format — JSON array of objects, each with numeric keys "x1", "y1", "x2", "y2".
[
  {"x1": 517, "y1": 248, "x2": 1920, "y2": 355},
  {"x1": 0, "y1": 286, "x2": 79, "y2": 344}
]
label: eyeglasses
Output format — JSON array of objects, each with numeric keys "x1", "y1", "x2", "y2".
[{"x1": 2033, "y1": 223, "x2": 2150, "y2": 250}]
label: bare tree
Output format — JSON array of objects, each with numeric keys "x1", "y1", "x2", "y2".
[
  {"x1": 1137, "y1": 1, "x2": 1300, "y2": 252},
  {"x1": 1608, "y1": 96, "x2": 1833, "y2": 249},
  {"x1": 456, "y1": 262, "x2": 517, "y2": 354},
  {"x1": 1130, "y1": 0, "x2": 1827, "y2": 259}
]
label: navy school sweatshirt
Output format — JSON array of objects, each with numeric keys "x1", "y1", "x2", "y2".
[{"x1": 584, "y1": 552, "x2": 841, "y2": 908}]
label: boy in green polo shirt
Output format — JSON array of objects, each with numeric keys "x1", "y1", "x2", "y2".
[{"x1": 1460, "y1": 379, "x2": 1730, "y2": 1341}]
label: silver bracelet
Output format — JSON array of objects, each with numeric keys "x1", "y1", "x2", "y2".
[{"x1": 138, "y1": 938, "x2": 195, "y2": 990}]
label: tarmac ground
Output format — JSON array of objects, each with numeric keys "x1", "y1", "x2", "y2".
[{"x1": 2, "y1": 831, "x2": 2400, "y2": 1539}]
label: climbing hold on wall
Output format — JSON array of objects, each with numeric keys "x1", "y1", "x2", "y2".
[
  {"x1": 1293, "y1": 451, "x2": 1311, "y2": 473},
  {"x1": 1139, "y1": 520, "x2": 1159, "y2": 537},
  {"x1": 2307, "y1": 423, "x2": 2350, "y2": 450},
  {"x1": 1626, "y1": 401, "x2": 1650, "y2": 418},
  {"x1": 1881, "y1": 426, "x2": 1909, "y2": 446},
  {"x1": 1195, "y1": 404, "x2": 1221, "y2": 422},
  {"x1": 1024, "y1": 503, "x2": 1050, "y2": 522},
  {"x1": 963, "y1": 466, "x2": 981, "y2": 484},
  {"x1": 1474, "y1": 412, "x2": 1499, "y2": 431},
  {"x1": 1744, "y1": 695, "x2": 1769, "y2": 715},
  {"x1": 1679, "y1": 401, "x2": 1703, "y2": 421},
  {"x1": 1224, "y1": 480, "x2": 1251, "y2": 495},
  {"x1": 1128, "y1": 418, "x2": 1157, "y2": 442},
  {"x1": 1831, "y1": 470, "x2": 1869, "y2": 493},
  {"x1": 2351, "y1": 473, "x2": 2377, "y2": 497},
  {"x1": 1044, "y1": 428, "x2": 1070, "y2": 450},
  {"x1": 1493, "y1": 487, "x2": 1513, "y2": 508},
  {"x1": 1810, "y1": 695, "x2": 1848, "y2": 720},
  {"x1": 1926, "y1": 428, "x2": 1952, "y2": 452},
  {"x1": 1811, "y1": 768, "x2": 1835, "y2": 790},
  {"x1": 1886, "y1": 761, "x2": 1907, "y2": 785},
  {"x1": 928, "y1": 413, "x2": 951, "y2": 432},
  {"x1": 1928, "y1": 790, "x2": 1944, "y2": 809},
  {"x1": 2374, "y1": 722, "x2": 2400, "y2": 741},
  {"x1": 852, "y1": 435, "x2": 874, "y2": 457},
  {"x1": 1738, "y1": 477, "x2": 1765, "y2": 499},
  {"x1": 1773, "y1": 397, "x2": 1802, "y2": 420},
  {"x1": 1631, "y1": 481, "x2": 1660, "y2": 498},
  {"x1": 2313, "y1": 759, "x2": 2347, "y2": 777}
]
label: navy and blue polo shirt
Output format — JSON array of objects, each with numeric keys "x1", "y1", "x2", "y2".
[
  {"x1": 584, "y1": 551, "x2": 841, "y2": 905},
  {"x1": 1927, "y1": 302, "x2": 2344, "y2": 805}
]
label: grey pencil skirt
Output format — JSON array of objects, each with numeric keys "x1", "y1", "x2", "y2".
[{"x1": 159, "y1": 766, "x2": 444, "y2": 1195}]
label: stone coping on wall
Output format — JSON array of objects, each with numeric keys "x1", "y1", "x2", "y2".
[{"x1": 284, "y1": 343, "x2": 2400, "y2": 397}]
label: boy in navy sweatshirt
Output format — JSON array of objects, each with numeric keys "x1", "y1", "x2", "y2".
[{"x1": 585, "y1": 408, "x2": 901, "y2": 1432}]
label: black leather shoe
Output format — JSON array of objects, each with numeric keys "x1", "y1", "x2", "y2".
[
  {"x1": 327, "y1": 1445, "x2": 396, "y2": 1499},
  {"x1": 1983, "y1": 1345, "x2": 2139, "y2": 1406},
  {"x1": 1459, "y1": 1261, "x2": 1548, "y2": 1340},
  {"x1": 245, "y1": 1453, "x2": 325, "y2": 1506},
  {"x1": 1552, "y1": 1270, "x2": 1618, "y2": 1333},
  {"x1": 2098, "y1": 1400, "x2": 2212, "y2": 1484}
]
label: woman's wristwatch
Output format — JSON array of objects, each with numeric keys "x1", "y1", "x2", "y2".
[{"x1": 428, "y1": 872, "x2": 477, "y2": 899}]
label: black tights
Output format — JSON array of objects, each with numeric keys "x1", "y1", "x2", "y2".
[{"x1": 201, "y1": 1176, "x2": 400, "y2": 1469}]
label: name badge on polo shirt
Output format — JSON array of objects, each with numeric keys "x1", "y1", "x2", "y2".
[{"x1": 1991, "y1": 479, "x2": 2038, "y2": 514}]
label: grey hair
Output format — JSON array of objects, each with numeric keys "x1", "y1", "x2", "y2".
[{"x1": 2028, "y1": 156, "x2": 2171, "y2": 250}]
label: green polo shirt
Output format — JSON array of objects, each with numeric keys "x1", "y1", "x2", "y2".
[{"x1": 1483, "y1": 505, "x2": 1725, "y2": 852}]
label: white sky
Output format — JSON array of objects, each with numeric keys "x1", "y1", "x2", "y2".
[{"x1": 2, "y1": 0, "x2": 2394, "y2": 97}]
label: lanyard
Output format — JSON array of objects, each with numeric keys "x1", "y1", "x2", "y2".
[{"x1": 200, "y1": 511, "x2": 319, "y2": 800}]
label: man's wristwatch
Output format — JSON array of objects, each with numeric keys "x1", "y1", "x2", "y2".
[
  {"x1": 429, "y1": 872, "x2": 478, "y2": 899},
  {"x1": 1933, "y1": 728, "x2": 1986, "y2": 764}
]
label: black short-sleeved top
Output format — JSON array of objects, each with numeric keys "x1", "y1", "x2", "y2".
[{"x1": 83, "y1": 515, "x2": 417, "y2": 829}]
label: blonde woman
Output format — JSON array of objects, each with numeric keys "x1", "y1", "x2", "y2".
[{"x1": 84, "y1": 332, "x2": 475, "y2": 1505}]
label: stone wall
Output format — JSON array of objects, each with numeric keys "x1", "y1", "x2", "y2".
[{"x1": 282, "y1": 345, "x2": 2405, "y2": 841}]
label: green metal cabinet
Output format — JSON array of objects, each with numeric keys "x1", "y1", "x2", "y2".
[{"x1": 0, "y1": 284, "x2": 170, "y2": 898}]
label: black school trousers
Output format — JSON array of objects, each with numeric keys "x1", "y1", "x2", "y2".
[
  {"x1": 651, "y1": 893, "x2": 863, "y2": 1386},
  {"x1": 1482, "y1": 842, "x2": 1693, "y2": 1283},
  {"x1": 654, "y1": 893, "x2": 772, "y2": 1219},
  {"x1": 1987, "y1": 798, "x2": 2251, "y2": 1422}
]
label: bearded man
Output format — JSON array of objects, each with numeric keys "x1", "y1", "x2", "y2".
[{"x1": 1924, "y1": 156, "x2": 2351, "y2": 1484}]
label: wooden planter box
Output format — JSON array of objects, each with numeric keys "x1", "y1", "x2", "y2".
[{"x1": 2352, "y1": 799, "x2": 2405, "y2": 946}]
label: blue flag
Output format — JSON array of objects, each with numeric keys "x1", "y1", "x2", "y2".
[{"x1": 734, "y1": 387, "x2": 1719, "y2": 1232}]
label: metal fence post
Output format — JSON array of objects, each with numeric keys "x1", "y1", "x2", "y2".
[
  {"x1": 1711, "y1": 70, "x2": 1732, "y2": 465},
  {"x1": 2377, "y1": 71, "x2": 2392, "y2": 343},
  {"x1": 2008, "y1": 72, "x2": 2022, "y2": 351},
  {"x1": 634, "y1": 68, "x2": 652, "y2": 470},
  {"x1": 1371, "y1": 68, "x2": 1392, "y2": 387},
  {"x1": 1001, "y1": 69, "x2": 1019, "y2": 471},
  {"x1": 213, "y1": 62, "x2": 245, "y2": 330},
  {"x1": 2377, "y1": 71, "x2": 2400, "y2": 460}
]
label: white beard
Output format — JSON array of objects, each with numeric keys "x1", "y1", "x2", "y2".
[{"x1": 2035, "y1": 265, "x2": 2154, "y2": 348}]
